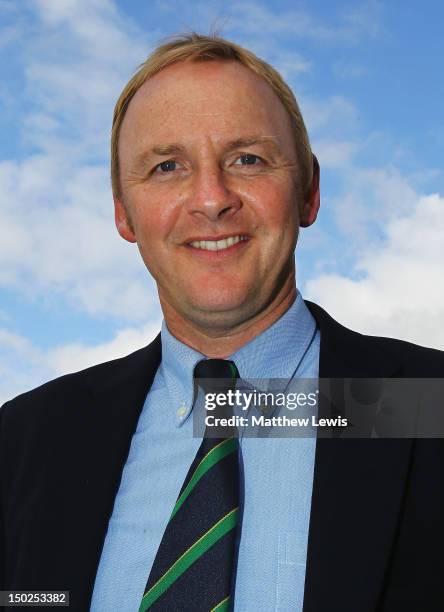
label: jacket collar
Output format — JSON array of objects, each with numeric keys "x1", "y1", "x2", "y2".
[{"x1": 305, "y1": 300, "x2": 403, "y2": 378}]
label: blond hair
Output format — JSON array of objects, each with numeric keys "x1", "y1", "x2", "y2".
[{"x1": 111, "y1": 32, "x2": 313, "y2": 199}]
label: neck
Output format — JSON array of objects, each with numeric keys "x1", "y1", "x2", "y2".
[{"x1": 161, "y1": 282, "x2": 297, "y2": 358}]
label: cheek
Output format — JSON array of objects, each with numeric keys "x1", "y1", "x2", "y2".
[
  {"x1": 262, "y1": 201, "x2": 300, "y2": 259},
  {"x1": 276, "y1": 190, "x2": 300, "y2": 235},
  {"x1": 257, "y1": 190, "x2": 299, "y2": 237},
  {"x1": 129, "y1": 189, "x2": 182, "y2": 244}
]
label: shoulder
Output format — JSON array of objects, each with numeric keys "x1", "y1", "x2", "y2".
[
  {"x1": 0, "y1": 335, "x2": 162, "y2": 434},
  {"x1": 0, "y1": 336, "x2": 162, "y2": 497},
  {"x1": 305, "y1": 300, "x2": 444, "y2": 376},
  {"x1": 360, "y1": 333, "x2": 444, "y2": 375},
  {"x1": 343, "y1": 323, "x2": 444, "y2": 375}
]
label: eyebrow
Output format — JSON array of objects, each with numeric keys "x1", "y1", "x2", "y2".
[
  {"x1": 133, "y1": 145, "x2": 183, "y2": 171},
  {"x1": 150, "y1": 144, "x2": 186, "y2": 156},
  {"x1": 224, "y1": 136, "x2": 283, "y2": 153}
]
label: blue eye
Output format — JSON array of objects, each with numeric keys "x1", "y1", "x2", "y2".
[
  {"x1": 157, "y1": 160, "x2": 177, "y2": 172},
  {"x1": 236, "y1": 154, "x2": 261, "y2": 165}
]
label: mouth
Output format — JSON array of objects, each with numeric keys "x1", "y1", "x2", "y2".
[{"x1": 186, "y1": 234, "x2": 249, "y2": 252}]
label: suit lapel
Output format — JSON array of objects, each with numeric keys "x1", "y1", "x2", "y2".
[
  {"x1": 64, "y1": 335, "x2": 162, "y2": 610},
  {"x1": 303, "y1": 302, "x2": 413, "y2": 612}
]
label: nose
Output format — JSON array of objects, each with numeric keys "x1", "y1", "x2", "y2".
[{"x1": 185, "y1": 166, "x2": 242, "y2": 222}]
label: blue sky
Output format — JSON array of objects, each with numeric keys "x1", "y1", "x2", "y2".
[{"x1": 1, "y1": 0, "x2": 443, "y2": 403}]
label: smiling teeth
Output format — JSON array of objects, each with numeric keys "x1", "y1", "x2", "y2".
[{"x1": 190, "y1": 235, "x2": 247, "y2": 251}]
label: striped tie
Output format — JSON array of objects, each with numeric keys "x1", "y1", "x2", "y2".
[{"x1": 139, "y1": 359, "x2": 242, "y2": 612}]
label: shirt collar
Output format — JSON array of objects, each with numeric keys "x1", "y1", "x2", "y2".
[
  {"x1": 159, "y1": 291, "x2": 317, "y2": 427},
  {"x1": 159, "y1": 322, "x2": 205, "y2": 426},
  {"x1": 231, "y1": 291, "x2": 317, "y2": 380}
]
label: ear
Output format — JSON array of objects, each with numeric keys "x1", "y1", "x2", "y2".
[
  {"x1": 114, "y1": 194, "x2": 137, "y2": 243},
  {"x1": 299, "y1": 154, "x2": 320, "y2": 228}
]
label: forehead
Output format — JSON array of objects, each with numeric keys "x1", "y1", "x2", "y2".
[{"x1": 119, "y1": 59, "x2": 294, "y2": 152}]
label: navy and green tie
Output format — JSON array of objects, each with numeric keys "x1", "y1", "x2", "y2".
[{"x1": 139, "y1": 359, "x2": 242, "y2": 611}]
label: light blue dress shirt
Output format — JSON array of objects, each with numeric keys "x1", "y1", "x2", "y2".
[{"x1": 91, "y1": 292, "x2": 320, "y2": 611}]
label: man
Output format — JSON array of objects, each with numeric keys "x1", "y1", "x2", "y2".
[{"x1": 1, "y1": 33, "x2": 443, "y2": 612}]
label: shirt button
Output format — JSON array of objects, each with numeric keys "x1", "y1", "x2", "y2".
[{"x1": 177, "y1": 406, "x2": 187, "y2": 418}]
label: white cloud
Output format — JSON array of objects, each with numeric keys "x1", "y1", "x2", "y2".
[
  {"x1": 0, "y1": 328, "x2": 42, "y2": 362},
  {"x1": 306, "y1": 193, "x2": 444, "y2": 350},
  {"x1": 264, "y1": 49, "x2": 311, "y2": 80},
  {"x1": 330, "y1": 167, "x2": 418, "y2": 245},
  {"x1": 302, "y1": 95, "x2": 359, "y2": 136},
  {"x1": 24, "y1": 0, "x2": 147, "y2": 154},
  {"x1": 312, "y1": 139, "x2": 358, "y2": 168},
  {"x1": 0, "y1": 328, "x2": 48, "y2": 405},
  {"x1": 47, "y1": 320, "x2": 161, "y2": 375},
  {"x1": 0, "y1": 157, "x2": 156, "y2": 319}
]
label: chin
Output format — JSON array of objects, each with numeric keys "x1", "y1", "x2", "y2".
[
  {"x1": 184, "y1": 295, "x2": 260, "y2": 331},
  {"x1": 189, "y1": 289, "x2": 252, "y2": 314}
]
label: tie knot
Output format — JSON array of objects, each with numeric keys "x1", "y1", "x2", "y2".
[
  {"x1": 193, "y1": 359, "x2": 239, "y2": 396},
  {"x1": 194, "y1": 358, "x2": 239, "y2": 379}
]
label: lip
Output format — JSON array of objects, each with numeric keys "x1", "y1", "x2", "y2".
[{"x1": 183, "y1": 232, "x2": 250, "y2": 244}]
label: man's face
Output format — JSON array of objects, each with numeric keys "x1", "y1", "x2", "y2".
[{"x1": 115, "y1": 60, "x2": 318, "y2": 332}]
